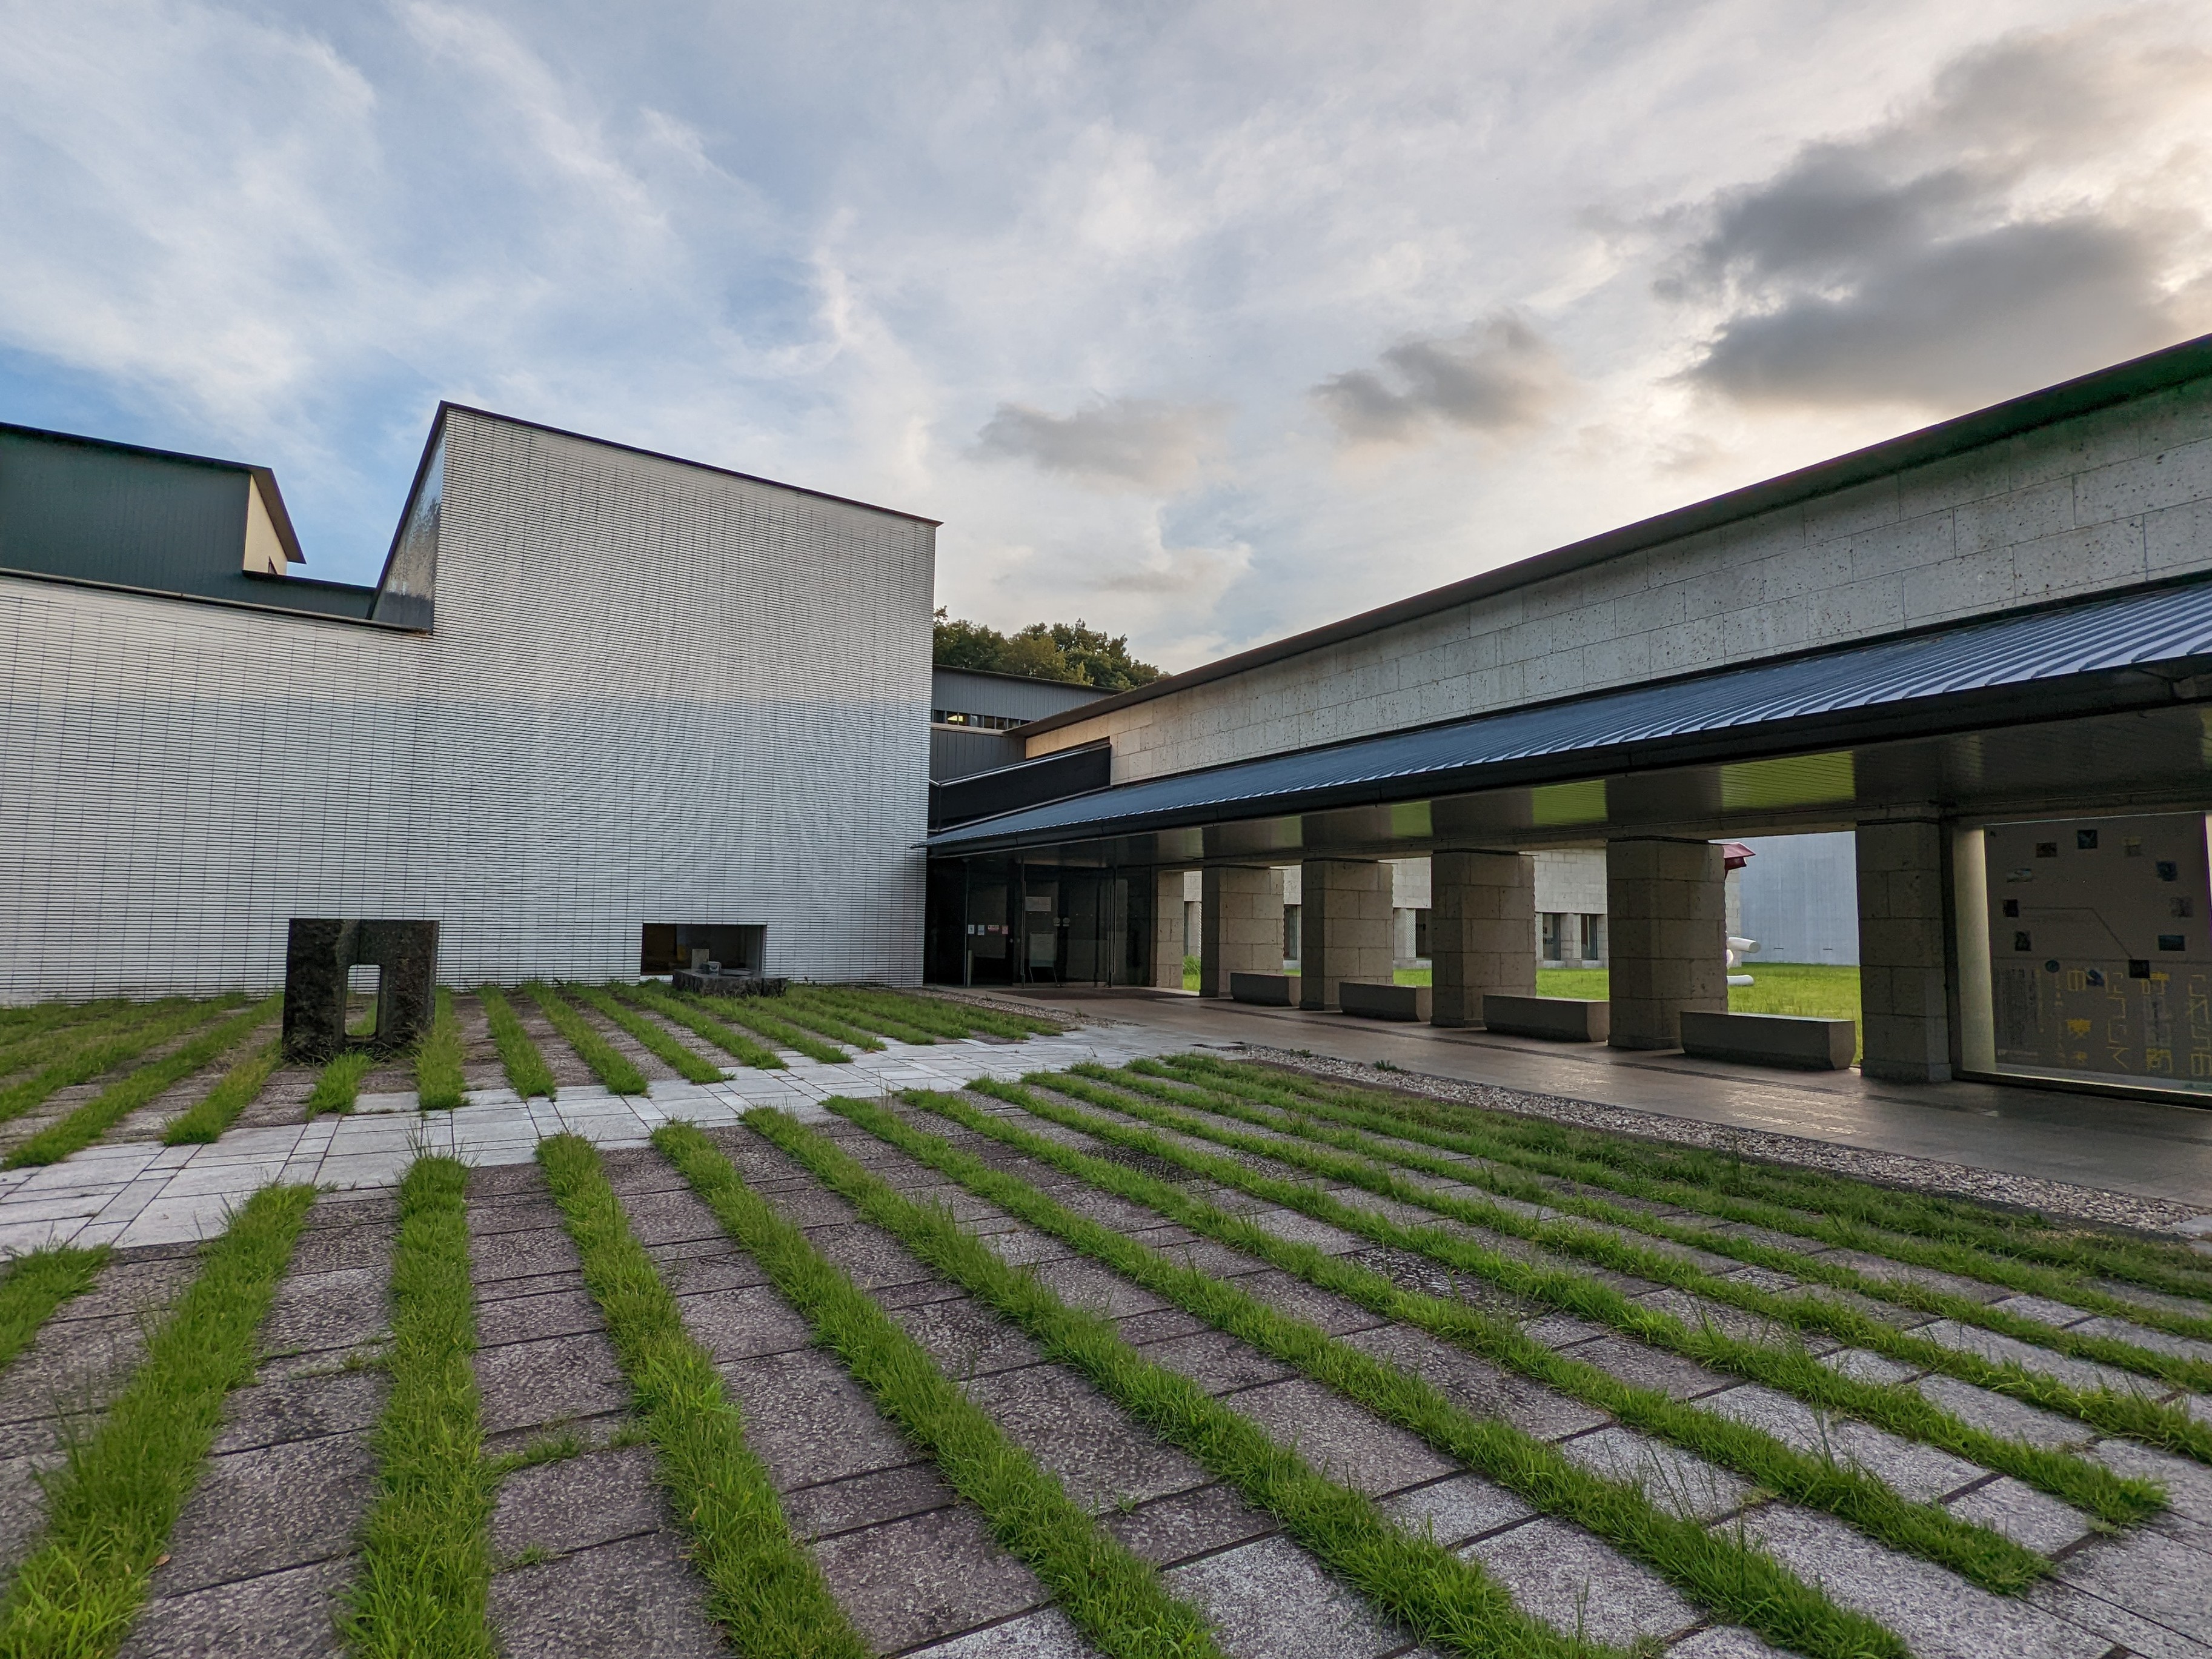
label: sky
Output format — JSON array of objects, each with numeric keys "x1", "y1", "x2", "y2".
[{"x1": 4, "y1": 2, "x2": 2211, "y2": 673}]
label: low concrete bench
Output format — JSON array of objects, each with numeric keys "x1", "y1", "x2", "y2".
[
  {"x1": 1679, "y1": 1009, "x2": 1855, "y2": 1070},
  {"x1": 1229, "y1": 972, "x2": 1297, "y2": 1006},
  {"x1": 1338, "y1": 981, "x2": 1431, "y2": 1022},
  {"x1": 1482, "y1": 994, "x2": 1609, "y2": 1043}
]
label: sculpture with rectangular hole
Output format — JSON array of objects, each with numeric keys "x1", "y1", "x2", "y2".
[{"x1": 282, "y1": 919, "x2": 439, "y2": 1059}]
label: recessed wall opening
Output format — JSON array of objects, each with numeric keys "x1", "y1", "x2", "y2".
[
  {"x1": 640, "y1": 924, "x2": 766, "y2": 977},
  {"x1": 346, "y1": 963, "x2": 381, "y2": 1037}
]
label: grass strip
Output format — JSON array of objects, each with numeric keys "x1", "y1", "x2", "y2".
[
  {"x1": 341, "y1": 1156, "x2": 496, "y2": 1657},
  {"x1": 566, "y1": 985, "x2": 723, "y2": 1083},
  {"x1": 528, "y1": 986, "x2": 649, "y2": 1095},
  {"x1": 533, "y1": 1134, "x2": 869, "y2": 1658},
  {"x1": 0, "y1": 1182, "x2": 314, "y2": 1657},
  {"x1": 909, "y1": 1088, "x2": 2052, "y2": 1601},
  {"x1": 162, "y1": 1038, "x2": 281, "y2": 1146},
  {"x1": 745, "y1": 992, "x2": 885, "y2": 1053},
  {"x1": 477, "y1": 986, "x2": 556, "y2": 1099},
  {"x1": 815, "y1": 985, "x2": 1046, "y2": 1042},
  {"x1": 414, "y1": 989, "x2": 468, "y2": 1111},
  {"x1": 786, "y1": 987, "x2": 936, "y2": 1045},
  {"x1": 0, "y1": 1247, "x2": 108, "y2": 1375},
  {"x1": 613, "y1": 983, "x2": 783, "y2": 1071},
  {"x1": 307, "y1": 1049, "x2": 377, "y2": 1118},
  {"x1": 679, "y1": 994, "x2": 849, "y2": 1065},
  {"x1": 8, "y1": 1000, "x2": 278, "y2": 1169},
  {"x1": 1197, "y1": 1058, "x2": 2212, "y2": 1301},
  {"x1": 655, "y1": 1122, "x2": 1227, "y2": 1659},
  {"x1": 0, "y1": 997, "x2": 243, "y2": 1128},
  {"x1": 0, "y1": 1005, "x2": 147, "y2": 1077},
  {"x1": 1165, "y1": 1057, "x2": 2212, "y2": 1346},
  {"x1": 1124, "y1": 1063, "x2": 2212, "y2": 1390},
  {"x1": 1012, "y1": 1073, "x2": 2172, "y2": 1523},
  {"x1": 748, "y1": 1108, "x2": 1638, "y2": 1659}
]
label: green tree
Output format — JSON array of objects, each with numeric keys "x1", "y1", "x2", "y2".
[{"x1": 932, "y1": 610, "x2": 1161, "y2": 692}]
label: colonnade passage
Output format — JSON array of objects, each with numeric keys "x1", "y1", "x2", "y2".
[{"x1": 1169, "y1": 820, "x2": 1957, "y2": 1084}]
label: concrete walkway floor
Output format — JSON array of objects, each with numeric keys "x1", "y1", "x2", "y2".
[{"x1": 980, "y1": 987, "x2": 2212, "y2": 1220}]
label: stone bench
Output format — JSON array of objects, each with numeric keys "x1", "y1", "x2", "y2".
[
  {"x1": 1229, "y1": 972, "x2": 1297, "y2": 1006},
  {"x1": 1338, "y1": 981, "x2": 1432, "y2": 1022},
  {"x1": 1482, "y1": 994, "x2": 1609, "y2": 1043},
  {"x1": 1679, "y1": 1009, "x2": 1855, "y2": 1070}
]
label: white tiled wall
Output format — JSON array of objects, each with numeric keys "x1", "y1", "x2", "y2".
[
  {"x1": 1030, "y1": 377, "x2": 2212, "y2": 783},
  {"x1": 0, "y1": 410, "x2": 934, "y2": 1000}
]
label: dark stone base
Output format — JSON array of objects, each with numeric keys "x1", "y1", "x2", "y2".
[
  {"x1": 672, "y1": 971, "x2": 787, "y2": 999},
  {"x1": 282, "y1": 919, "x2": 439, "y2": 1060}
]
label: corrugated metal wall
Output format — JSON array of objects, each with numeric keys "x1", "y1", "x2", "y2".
[{"x1": 0, "y1": 409, "x2": 933, "y2": 999}]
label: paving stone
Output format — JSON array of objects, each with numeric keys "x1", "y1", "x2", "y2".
[
  {"x1": 1226, "y1": 1377, "x2": 1455, "y2": 1495},
  {"x1": 1339, "y1": 1243, "x2": 1544, "y2": 1319},
  {"x1": 1101, "y1": 1481, "x2": 1278, "y2": 1566},
  {"x1": 674, "y1": 1283, "x2": 814, "y2": 1361},
  {"x1": 1138, "y1": 1232, "x2": 1270, "y2": 1282},
  {"x1": 1700, "y1": 1383, "x2": 1984, "y2": 1503},
  {"x1": 1225, "y1": 1269, "x2": 1387, "y2": 1335},
  {"x1": 1377, "y1": 1472, "x2": 1535, "y2": 1548},
  {"x1": 1031, "y1": 1257, "x2": 1169, "y2": 1319},
  {"x1": 1521, "y1": 1310, "x2": 1612, "y2": 1348},
  {"x1": 722, "y1": 1346, "x2": 923, "y2": 1486},
  {"x1": 0, "y1": 1311, "x2": 151, "y2": 1425},
  {"x1": 980, "y1": 1228, "x2": 1082, "y2": 1268},
  {"x1": 1944, "y1": 1475, "x2": 2093, "y2": 1555},
  {"x1": 1818, "y1": 1251, "x2": 2010, "y2": 1305},
  {"x1": 2022, "y1": 1580, "x2": 2212, "y2": 1659},
  {"x1": 2091, "y1": 1437, "x2": 2212, "y2": 1525},
  {"x1": 1558, "y1": 1426, "x2": 1752, "y2": 1520},
  {"x1": 460, "y1": 1193, "x2": 566, "y2": 1238},
  {"x1": 1138, "y1": 1327, "x2": 1298, "y2": 1394},
  {"x1": 1663, "y1": 1626, "x2": 1789, "y2": 1656},
  {"x1": 607, "y1": 1188, "x2": 726, "y2": 1249},
  {"x1": 808, "y1": 1503, "x2": 1049, "y2": 1654},
  {"x1": 212, "y1": 1368, "x2": 386, "y2": 1453},
  {"x1": 1336, "y1": 1322, "x2": 1609, "y2": 1441},
  {"x1": 894, "y1": 1294, "x2": 1047, "y2": 1379},
  {"x1": 488, "y1": 1531, "x2": 725, "y2": 1658},
  {"x1": 1634, "y1": 1286, "x2": 1841, "y2": 1353},
  {"x1": 54, "y1": 1254, "x2": 197, "y2": 1321},
  {"x1": 805, "y1": 1223, "x2": 942, "y2": 1292},
  {"x1": 1114, "y1": 1306, "x2": 1214, "y2": 1346},
  {"x1": 1241, "y1": 1207, "x2": 1364, "y2": 1254},
  {"x1": 1818, "y1": 1346, "x2": 1921, "y2": 1386},
  {"x1": 1549, "y1": 1334, "x2": 1733, "y2": 1400},
  {"x1": 491, "y1": 1443, "x2": 665, "y2": 1560},
  {"x1": 1915, "y1": 1320, "x2": 2139, "y2": 1393},
  {"x1": 256, "y1": 1265, "x2": 392, "y2": 1358},
  {"x1": 783, "y1": 1462, "x2": 957, "y2": 1541},
  {"x1": 477, "y1": 1332, "x2": 629, "y2": 1437},
  {"x1": 1985, "y1": 1294, "x2": 2096, "y2": 1329},
  {"x1": 1463, "y1": 1516, "x2": 1701, "y2": 1646},
  {"x1": 1738, "y1": 1504, "x2": 2110, "y2": 1659},
  {"x1": 961, "y1": 1364, "x2": 1207, "y2": 1512},
  {"x1": 905, "y1": 1606, "x2": 1097, "y2": 1658},
  {"x1": 116, "y1": 1555, "x2": 351, "y2": 1659},
  {"x1": 2068, "y1": 1313, "x2": 2212, "y2": 1365},
  {"x1": 470, "y1": 1226, "x2": 584, "y2": 1288},
  {"x1": 646, "y1": 1247, "x2": 767, "y2": 1297},
  {"x1": 476, "y1": 1285, "x2": 607, "y2": 1348},
  {"x1": 158, "y1": 1434, "x2": 376, "y2": 1592},
  {"x1": 0, "y1": 1448, "x2": 64, "y2": 1574},
  {"x1": 1165, "y1": 1534, "x2": 1410, "y2": 1659},
  {"x1": 1914, "y1": 1372, "x2": 2093, "y2": 1449}
]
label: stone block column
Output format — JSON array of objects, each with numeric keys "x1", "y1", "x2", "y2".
[
  {"x1": 1429, "y1": 851, "x2": 1536, "y2": 1026},
  {"x1": 1856, "y1": 819, "x2": 1951, "y2": 1082},
  {"x1": 1299, "y1": 859, "x2": 1393, "y2": 1009},
  {"x1": 1152, "y1": 869, "x2": 1189, "y2": 990},
  {"x1": 1200, "y1": 866, "x2": 1282, "y2": 997},
  {"x1": 1606, "y1": 839, "x2": 1725, "y2": 1049}
]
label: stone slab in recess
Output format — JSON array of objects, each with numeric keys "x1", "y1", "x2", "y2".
[
  {"x1": 1229, "y1": 972, "x2": 1296, "y2": 1006},
  {"x1": 1337, "y1": 980, "x2": 1432, "y2": 1022},
  {"x1": 1482, "y1": 993, "x2": 1609, "y2": 1043},
  {"x1": 1679, "y1": 1009, "x2": 1857, "y2": 1071}
]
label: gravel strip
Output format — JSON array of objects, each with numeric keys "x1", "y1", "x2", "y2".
[{"x1": 1235, "y1": 1045, "x2": 2211, "y2": 1241}]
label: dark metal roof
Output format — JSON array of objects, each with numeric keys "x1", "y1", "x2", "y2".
[
  {"x1": 926, "y1": 577, "x2": 2212, "y2": 853},
  {"x1": 1018, "y1": 330, "x2": 2212, "y2": 741}
]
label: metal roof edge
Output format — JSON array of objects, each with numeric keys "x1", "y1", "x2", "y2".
[
  {"x1": 1015, "y1": 331, "x2": 2212, "y2": 741},
  {"x1": 931, "y1": 662, "x2": 1120, "y2": 696},
  {"x1": 0, "y1": 565, "x2": 430, "y2": 633},
  {"x1": 434, "y1": 401, "x2": 944, "y2": 527}
]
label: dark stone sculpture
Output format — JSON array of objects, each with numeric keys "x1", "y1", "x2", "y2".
[{"x1": 283, "y1": 919, "x2": 440, "y2": 1060}]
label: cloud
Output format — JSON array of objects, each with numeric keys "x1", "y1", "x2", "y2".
[
  {"x1": 1669, "y1": 21, "x2": 2212, "y2": 408},
  {"x1": 1312, "y1": 314, "x2": 1566, "y2": 444},
  {"x1": 970, "y1": 396, "x2": 1230, "y2": 491}
]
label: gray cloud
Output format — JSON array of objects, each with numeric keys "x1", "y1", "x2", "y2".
[
  {"x1": 1670, "y1": 24, "x2": 2212, "y2": 408},
  {"x1": 971, "y1": 396, "x2": 1230, "y2": 491},
  {"x1": 1313, "y1": 314, "x2": 1566, "y2": 444}
]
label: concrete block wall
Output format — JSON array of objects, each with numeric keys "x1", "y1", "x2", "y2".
[
  {"x1": 1026, "y1": 376, "x2": 2212, "y2": 785},
  {"x1": 1152, "y1": 870, "x2": 1188, "y2": 989},
  {"x1": 1200, "y1": 866, "x2": 1283, "y2": 996},
  {"x1": 1299, "y1": 859, "x2": 1393, "y2": 1010},
  {"x1": 1855, "y1": 820, "x2": 1951, "y2": 1082},
  {"x1": 1430, "y1": 851, "x2": 1537, "y2": 1027},
  {"x1": 1606, "y1": 839, "x2": 1727, "y2": 1049},
  {"x1": 0, "y1": 409, "x2": 935, "y2": 999}
]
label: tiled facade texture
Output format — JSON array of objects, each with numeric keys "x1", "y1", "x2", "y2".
[
  {"x1": 1026, "y1": 377, "x2": 2212, "y2": 783},
  {"x1": 0, "y1": 411, "x2": 934, "y2": 1000}
]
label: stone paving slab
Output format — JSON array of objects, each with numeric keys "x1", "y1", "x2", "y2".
[{"x1": 1463, "y1": 1515, "x2": 1701, "y2": 1648}]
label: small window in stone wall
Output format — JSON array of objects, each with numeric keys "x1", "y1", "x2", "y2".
[
  {"x1": 1579, "y1": 913, "x2": 1606, "y2": 965},
  {"x1": 346, "y1": 964, "x2": 381, "y2": 1038},
  {"x1": 1413, "y1": 908, "x2": 1431, "y2": 959},
  {"x1": 1541, "y1": 913, "x2": 1566, "y2": 962}
]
